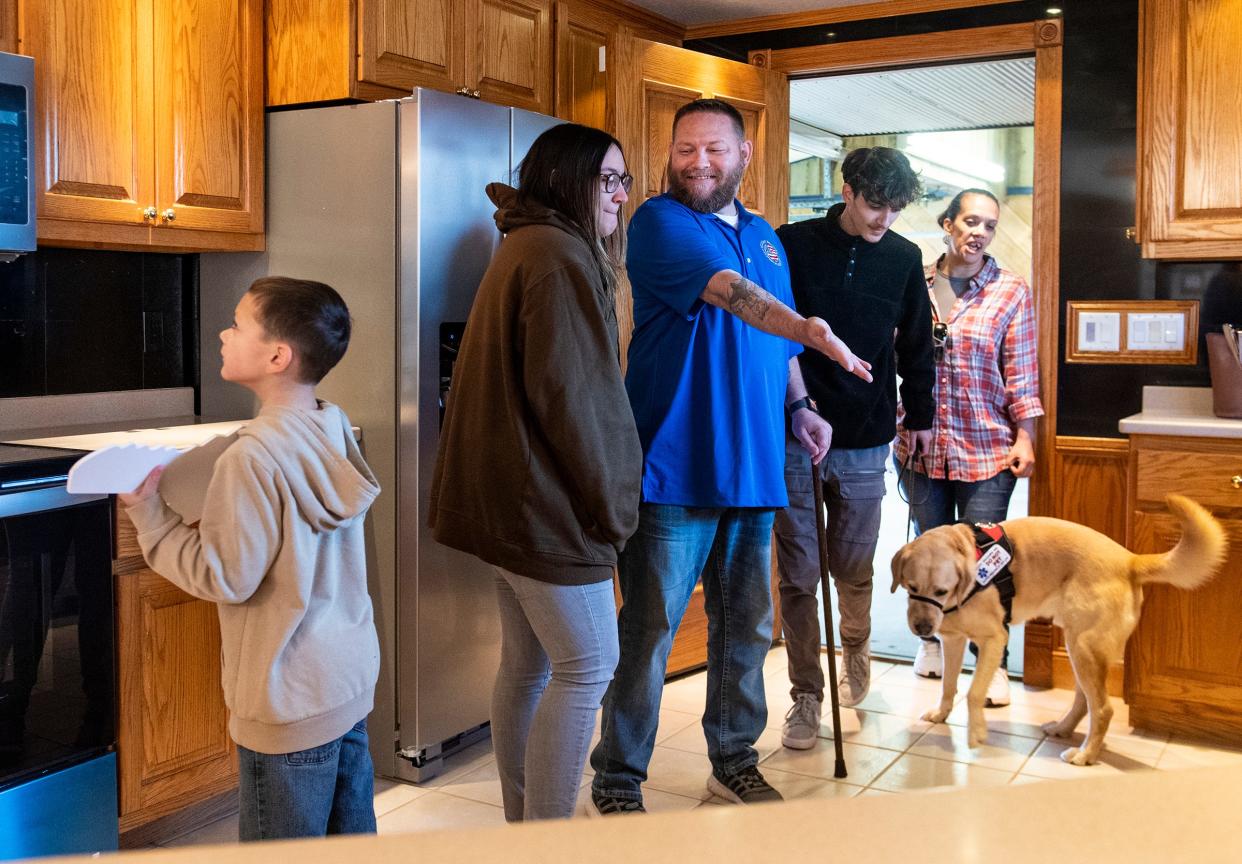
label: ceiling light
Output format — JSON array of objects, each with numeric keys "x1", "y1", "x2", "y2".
[{"x1": 1046, "y1": 7, "x2": 1062, "y2": 14}]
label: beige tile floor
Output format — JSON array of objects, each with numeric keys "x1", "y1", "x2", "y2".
[{"x1": 158, "y1": 648, "x2": 1242, "y2": 847}]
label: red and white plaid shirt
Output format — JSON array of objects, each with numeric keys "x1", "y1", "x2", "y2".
[{"x1": 894, "y1": 255, "x2": 1044, "y2": 482}]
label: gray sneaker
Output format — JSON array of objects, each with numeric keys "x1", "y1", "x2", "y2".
[
  {"x1": 781, "y1": 693, "x2": 821, "y2": 750},
  {"x1": 707, "y1": 766, "x2": 784, "y2": 804},
  {"x1": 838, "y1": 650, "x2": 871, "y2": 707}
]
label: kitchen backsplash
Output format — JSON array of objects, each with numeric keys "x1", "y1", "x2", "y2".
[{"x1": 0, "y1": 247, "x2": 198, "y2": 398}]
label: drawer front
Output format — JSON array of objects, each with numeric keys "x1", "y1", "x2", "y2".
[{"x1": 1135, "y1": 449, "x2": 1242, "y2": 509}]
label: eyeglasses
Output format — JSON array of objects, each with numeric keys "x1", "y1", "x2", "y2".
[
  {"x1": 932, "y1": 321, "x2": 952, "y2": 363},
  {"x1": 600, "y1": 172, "x2": 634, "y2": 194}
]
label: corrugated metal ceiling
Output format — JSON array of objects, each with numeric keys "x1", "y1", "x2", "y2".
[{"x1": 790, "y1": 57, "x2": 1035, "y2": 137}]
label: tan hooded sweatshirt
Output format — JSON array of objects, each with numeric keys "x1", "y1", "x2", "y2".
[{"x1": 126, "y1": 401, "x2": 381, "y2": 754}]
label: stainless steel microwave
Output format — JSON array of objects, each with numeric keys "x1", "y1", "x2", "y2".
[{"x1": 0, "y1": 51, "x2": 34, "y2": 257}]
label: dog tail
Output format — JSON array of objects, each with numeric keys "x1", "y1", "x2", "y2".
[{"x1": 1131, "y1": 494, "x2": 1227, "y2": 589}]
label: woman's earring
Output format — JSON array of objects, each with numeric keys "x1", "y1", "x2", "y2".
[{"x1": 942, "y1": 234, "x2": 951, "y2": 246}]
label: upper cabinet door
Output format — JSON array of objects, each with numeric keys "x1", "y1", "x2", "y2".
[
  {"x1": 23, "y1": 0, "x2": 155, "y2": 227},
  {"x1": 358, "y1": 0, "x2": 461, "y2": 95},
  {"x1": 151, "y1": 0, "x2": 263, "y2": 234},
  {"x1": 1139, "y1": 0, "x2": 1242, "y2": 258},
  {"x1": 554, "y1": 1, "x2": 613, "y2": 130},
  {"x1": 465, "y1": 0, "x2": 553, "y2": 113}
]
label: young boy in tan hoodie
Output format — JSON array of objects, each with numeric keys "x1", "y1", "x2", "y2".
[{"x1": 120, "y1": 277, "x2": 381, "y2": 841}]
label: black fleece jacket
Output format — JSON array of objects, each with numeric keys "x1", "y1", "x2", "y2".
[
  {"x1": 776, "y1": 204, "x2": 935, "y2": 449},
  {"x1": 429, "y1": 184, "x2": 642, "y2": 585}
]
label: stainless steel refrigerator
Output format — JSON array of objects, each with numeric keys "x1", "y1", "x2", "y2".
[{"x1": 200, "y1": 90, "x2": 562, "y2": 781}]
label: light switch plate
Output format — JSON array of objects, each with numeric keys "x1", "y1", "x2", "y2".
[
  {"x1": 1127, "y1": 312, "x2": 1185, "y2": 351},
  {"x1": 1066, "y1": 300, "x2": 1199, "y2": 364},
  {"x1": 1078, "y1": 311, "x2": 1121, "y2": 351}
]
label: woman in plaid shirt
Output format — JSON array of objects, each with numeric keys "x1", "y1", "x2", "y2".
[{"x1": 894, "y1": 188, "x2": 1045, "y2": 706}]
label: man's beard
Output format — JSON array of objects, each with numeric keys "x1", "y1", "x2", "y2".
[{"x1": 666, "y1": 161, "x2": 746, "y2": 214}]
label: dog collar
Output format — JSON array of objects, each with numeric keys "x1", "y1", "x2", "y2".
[{"x1": 907, "y1": 522, "x2": 1016, "y2": 624}]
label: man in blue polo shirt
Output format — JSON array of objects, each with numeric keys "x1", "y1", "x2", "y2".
[{"x1": 589, "y1": 99, "x2": 873, "y2": 814}]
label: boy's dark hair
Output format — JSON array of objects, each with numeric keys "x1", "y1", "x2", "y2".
[
  {"x1": 937, "y1": 187, "x2": 1000, "y2": 227},
  {"x1": 247, "y1": 276, "x2": 351, "y2": 384},
  {"x1": 672, "y1": 98, "x2": 746, "y2": 140},
  {"x1": 840, "y1": 147, "x2": 923, "y2": 209}
]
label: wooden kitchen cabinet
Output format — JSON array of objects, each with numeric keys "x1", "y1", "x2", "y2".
[
  {"x1": 1137, "y1": 0, "x2": 1242, "y2": 258},
  {"x1": 113, "y1": 508, "x2": 238, "y2": 839},
  {"x1": 1124, "y1": 434, "x2": 1242, "y2": 744},
  {"x1": 268, "y1": 0, "x2": 554, "y2": 113},
  {"x1": 20, "y1": 0, "x2": 264, "y2": 252}
]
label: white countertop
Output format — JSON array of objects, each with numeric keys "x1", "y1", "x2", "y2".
[
  {"x1": 30, "y1": 764, "x2": 1242, "y2": 864},
  {"x1": 7, "y1": 421, "x2": 249, "y2": 452},
  {"x1": 1118, "y1": 386, "x2": 1242, "y2": 439}
]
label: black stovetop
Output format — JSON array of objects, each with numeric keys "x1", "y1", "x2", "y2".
[{"x1": 0, "y1": 442, "x2": 87, "y2": 487}]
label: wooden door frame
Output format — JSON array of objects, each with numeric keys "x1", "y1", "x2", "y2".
[{"x1": 749, "y1": 19, "x2": 1064, "y2": 682}]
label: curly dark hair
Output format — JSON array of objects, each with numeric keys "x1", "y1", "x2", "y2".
[{"x1": 840, "y1": 147, "x2": 923, "y2": 209}]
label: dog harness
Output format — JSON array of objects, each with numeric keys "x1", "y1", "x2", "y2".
[{"x1": 906, "y1": 522, "x2": 1016, "y2": 624}]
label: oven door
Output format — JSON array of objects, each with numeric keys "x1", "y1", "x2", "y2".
[{"x1": 0, "y1": 485, "x2": 115, "y2": 785}]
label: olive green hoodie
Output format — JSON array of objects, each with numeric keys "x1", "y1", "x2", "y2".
[
  {"x1": 126, "y1": 401, "x2": 380, "y2": 754},
  {"x1": 429, "y1": 183, "x2": 642, "y2": 585}
]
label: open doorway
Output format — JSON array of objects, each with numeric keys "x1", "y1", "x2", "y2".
[{"x1": 787, "y1": 57, "x2": 1037, "y2": 674}]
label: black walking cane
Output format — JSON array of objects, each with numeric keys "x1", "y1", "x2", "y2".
[{"x1": 810, "y1": 454, "x2": 848, "y2": 779}]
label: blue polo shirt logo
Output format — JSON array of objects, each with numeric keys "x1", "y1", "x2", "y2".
[{"x1": 761, "y1": 239, "x2": 782, "y2": 266}]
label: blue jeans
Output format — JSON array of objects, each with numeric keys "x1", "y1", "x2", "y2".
[
  {"x1": 590, "y1": 504, "x2": 775, "y2": 800},
  {"x1": 237, "y1": 719, "x2": 375, "y2": 841},
  {"x1": 491, "y1": 568, "x2": 618, "y2": 821},
  {"x1": 897, "y1": 464, "x2": 1017, "y2": 668}
]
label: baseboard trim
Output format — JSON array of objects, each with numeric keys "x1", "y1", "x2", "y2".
[{"x1": 119, "y1": 788, "x2": 238, "y2": 849}]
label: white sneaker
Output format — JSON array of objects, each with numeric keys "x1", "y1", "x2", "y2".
[
  {"x1": 985, "y1": 667, "x2": 1011, "y2": 707},
  {"x1": 913, "y1": 638, "x2": 943, "y2": 678},
  {"x1": 780, "y1": 693, "x2": 821, "y2": 750},
  {"x1": 838, "y1": 650, "x2": 871, "y2": 708}
]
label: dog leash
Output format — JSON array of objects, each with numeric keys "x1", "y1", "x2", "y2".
[{"x1": 896, "y1": 451, "x2": 929, "y2": 543}]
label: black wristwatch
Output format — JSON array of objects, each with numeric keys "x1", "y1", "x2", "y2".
[{"x1": 787, "y1": 396, "x2": 818, "y2": 415}]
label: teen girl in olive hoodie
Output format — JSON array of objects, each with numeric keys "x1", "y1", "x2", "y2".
[{"x1": 429, "y1": 124, "x2": 642, "y2": 821}]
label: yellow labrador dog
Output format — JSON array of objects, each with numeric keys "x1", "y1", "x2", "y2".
[{"x1": 890, "y1": 494, "x2": 1224, "y2": 765}]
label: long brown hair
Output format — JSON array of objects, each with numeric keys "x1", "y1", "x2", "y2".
[{"x1": 515, "y1": 123, "x2": 626, "y2": 294}]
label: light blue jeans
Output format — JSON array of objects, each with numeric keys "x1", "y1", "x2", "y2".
[
  {"x1": 491, "y1": 567, "x2": 619, "y2": 821},
  {"x1": 590, "y1": 504, "x2": 776, "y2": 801},
  {"x1": 237, "y1": 719, "x2": 375, "y2": 841}
]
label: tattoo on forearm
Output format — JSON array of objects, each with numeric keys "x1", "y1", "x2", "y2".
[{"x1": 727, "y1": 277, "x2": 771, "y2": 321}]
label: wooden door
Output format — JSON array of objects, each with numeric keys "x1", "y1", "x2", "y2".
[
  {"x1": 612, "y1": 37, "x2": 788, "y2": 674},
  {"x1": 613, "y1": 38, "x2": 788, "y2": 223},
  {"x1": 553, "y1": 1, "x2": 613, "y2": 130},
  {"x1": 1139, "y1": 0, "x2": 1242, "y2": 258},
  {"x1": 465, "y1": 0, "x2": 553, "y2": 113},
  {"x1": 1125, "y1": 510, "x2": 1242, "y2": 740},
  {"x1": 357, "y1": 0, "x2": 461, "y2": 95},
  {"x1": 22, "y1": 0, "x2": 155, "y2": 230},
  {"x1": 150, "y1": 0, "x2": 263, "y2": 237}
]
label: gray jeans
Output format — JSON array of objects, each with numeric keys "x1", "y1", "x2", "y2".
[
  {"x1": 773, "y1": 435, "x2": 888, "y2": 700},
  {"x1": 491, "y1": 567, "x2": 619, "y2": 821}
]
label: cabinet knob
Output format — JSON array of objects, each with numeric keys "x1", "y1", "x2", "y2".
[
  {"x1": 1232, "y1": 475, "x2": 1241, "y2": 489},
  {"x1": 142, "y1": 206, "x2": 157, "y2": 221},
  {"x1": 161, "y1": 209, "x2": 176, "y2": 222}
]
